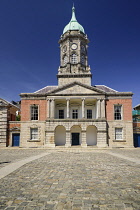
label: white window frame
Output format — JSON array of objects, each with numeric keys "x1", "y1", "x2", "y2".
[
  {"x1": 30, "y1": 128, "x2": 38, "y2": 140},
  {"x1": 30, "y1": 105, "x2": 39, "y2": 121},
  {"x1": 115, "y1": 128, "x2": 123, "y2": 140},
  {"x1": 114, "y1": 105, "x2": 122, "y2": 120}
]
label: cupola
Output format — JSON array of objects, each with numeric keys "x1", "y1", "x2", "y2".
[{"x1": 63, "y1": 6, "x2": 85, "y2": 34}]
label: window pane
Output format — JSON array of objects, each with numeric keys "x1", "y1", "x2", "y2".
[
  {"x1": 72, "y1": 109, "x2": 78, "y2": 119},
  {"x1": 31, "y1": 128, "x2": 38, "y2": 140},
  {"x1": 114, "y1": 105, "x2": 122, "y2": 120},
  {"x1": 31, "y1": 105, "x2": 38, "y2": 120},
  {"x1": 59, "y1": 110, "x2": 64, "y2": 119},
  {"x1": 87, "y1": 109, "x2": 92, "y2": 119},
  {"x1": 71, "y1": 54, "x2": 77, "y2": 64},
  {"x1": 115, "y1": 128, "x2": 122, "y2": 140}
]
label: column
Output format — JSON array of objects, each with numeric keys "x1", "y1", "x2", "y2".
[
  {"x1": 97, "y1": 99, "x2": 101, "y2": 119},
  {"x1": 101, "y1": 99, "x2": 105, "y2": 118},
  {"x1": 66, "y1": 99, "x2": 70, "y2": 118},
  {"x1": 82, "y1": 98, "x2": 85, "y2": 118},
  {"x1": 50, "y1": 99, "x2": 55, "y2": 118},
  {"x1": 47, "y1": 99, "x2": 50, "y2": 118}
]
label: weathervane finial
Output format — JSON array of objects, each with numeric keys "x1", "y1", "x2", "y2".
[{"x1": 71, "y1": 2, "x2": 76, "y2": 21}]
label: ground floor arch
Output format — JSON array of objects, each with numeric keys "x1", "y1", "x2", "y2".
[
  {"x1": 70, "y1": 125, "x2": 81, "y2": 145},
  {"x1": 55, "y1": 125, "x2": 66, "y2": 146},
  {"x1": 86, "y1": 125, "x2": 97, "y2": 146},
  {"x1": 46, "y1": 121, "x2": 107, "y2": 148}
]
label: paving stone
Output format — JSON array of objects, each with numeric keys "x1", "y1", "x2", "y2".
[{"x1": 0, "y1": 148, "x2": 140, "y2": 209}]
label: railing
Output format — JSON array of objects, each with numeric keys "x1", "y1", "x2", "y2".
[{"x1": 132, "y1": 110, "x2": 140, "y2": 116}]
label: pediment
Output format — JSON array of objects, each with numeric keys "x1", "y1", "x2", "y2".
[{"x1": 47, "y1": 82, "x2": 105, "y2": 95}]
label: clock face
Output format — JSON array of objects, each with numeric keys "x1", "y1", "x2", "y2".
[
  {"x1": 71, "y1": 43, "x2": 77, "y2": 50},
  {"x1": 62, "y1": 45, "x2": 67, "y2": 53}
]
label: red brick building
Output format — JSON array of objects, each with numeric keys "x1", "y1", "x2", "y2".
[{"x1": 8, "y1": 6, "x2": 134, "y2": 148}]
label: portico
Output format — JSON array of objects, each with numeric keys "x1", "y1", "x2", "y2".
[{"x1": 46, "y1": 97, "x2": 106, "y2": 120}]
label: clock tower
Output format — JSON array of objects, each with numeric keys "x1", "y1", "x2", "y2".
[{"x1": 57, "y1": 6, "x2": 92, "y2": 86}]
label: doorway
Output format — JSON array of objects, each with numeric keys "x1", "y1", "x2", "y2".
[
  {"x1": 134, "y1": 134, "x2": 140, "y2": 147},
  {"x1": 72, "y1": 133, "x2": 80, "y2": 145},
  {"x1": 12, "y1": 133, "x2": 20, "y2": 146}
]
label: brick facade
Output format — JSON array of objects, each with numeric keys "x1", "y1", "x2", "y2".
[
  {"x1": 106, "y1": 98, "x2": 133, "y2": 147},
  {"x1": 21, "y1": 99, "x2": 47, "y2": 121},
  {"x1": 106, "y1": 98, "x2": 132, "y2": 121}
]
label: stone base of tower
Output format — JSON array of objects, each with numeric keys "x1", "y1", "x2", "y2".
[{"x1": 58, "y1": 74, "x2": 92, "y2": 86}]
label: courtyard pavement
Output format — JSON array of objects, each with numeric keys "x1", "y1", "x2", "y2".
[{"x1": 0, "y1": 148, "x2": 140, "y2": 210}]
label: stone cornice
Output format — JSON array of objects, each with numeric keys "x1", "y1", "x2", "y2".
[
  {"x1": 57, "y1": 74, "x2": 92, "y2": 78},
  {"x1": 46, "y1": 119, "x2": 107, "y2": 123},
  {"x1": 19, "y1": 94, "x2": 47, "y2": 99},
  {"x1": 106, "y1": 92, "x2": 133, "y2": 97},
  {"x1": 59, "y1": 32, "x2": 89, "y2": 44},
  {"x1": 20, "y1": 92, "x2": 133, "y2": 99}
]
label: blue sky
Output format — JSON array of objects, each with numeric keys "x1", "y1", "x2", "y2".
[{"x1": 0, "y1": 0, "x2": 139, "y2": 107}]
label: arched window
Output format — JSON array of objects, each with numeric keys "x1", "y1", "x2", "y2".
[
  {"x1": 71, "y1": 54, "x2": 77, "y2": 64},
  {"x1": 63, "y1": 56, "x2": 68, "y2": 65}
]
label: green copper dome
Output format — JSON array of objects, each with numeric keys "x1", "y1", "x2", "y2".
[{"x1": 63, "y1": 6, "x2": 85, "y2": 34}]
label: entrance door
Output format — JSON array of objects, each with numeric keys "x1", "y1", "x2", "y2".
[
  {"x1": 12, "y1": 133, "x2": 20, "y2": 146},
  {"x1": 134, "y1": 134, "x2": 140, "y2": 147},
  {"x1": 72, "y1": 133, "x2": 80, "y2": 145}
]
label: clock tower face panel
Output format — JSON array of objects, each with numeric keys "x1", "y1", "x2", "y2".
[{"x1": 60, "y1": 36, "x2": 88, "y2": 68}]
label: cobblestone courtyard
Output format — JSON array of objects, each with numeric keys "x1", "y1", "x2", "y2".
[{"x1": 0, "y1": 148, "x2": 140, "y2": 210}]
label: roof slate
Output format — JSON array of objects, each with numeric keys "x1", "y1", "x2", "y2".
[
  {"x1": 95, "y1": 85, "x2": 118, "y2": 93},
  {"x1": 34, "y1": 86, "x2": 58, "y2": 94},
  {"x1": 0, "y1": 98, "x2": 19, "y2": 109},
  {"x1": 34, "y1": 84, "x2": 117, "y2": 94}
]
